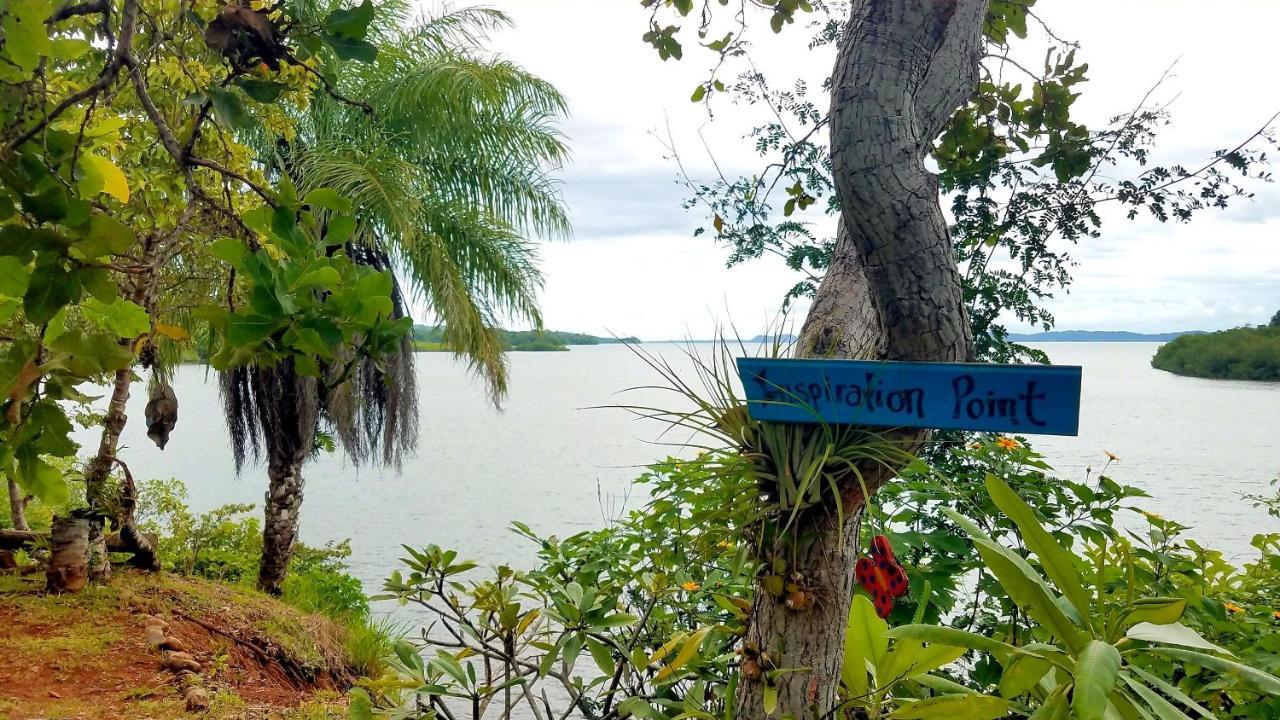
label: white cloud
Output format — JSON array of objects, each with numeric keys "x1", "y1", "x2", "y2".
[{"x1": 428, "y1": 0, "x2": 1280, "y2": 337}]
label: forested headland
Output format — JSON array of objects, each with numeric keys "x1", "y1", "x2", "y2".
[{"x1": 1152, "y1": 314, "x2": 1280, "y2": 380}]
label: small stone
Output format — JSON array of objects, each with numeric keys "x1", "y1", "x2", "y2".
[
  {"x1": 160, "y1": 635, "x2": 187, "y2": 652},
  {"x1": 176, "y1": 670, "x2": 202, "y2": 689},
  {"x1": 141, "y1": 615, "x2": 169, "y2": 630},
  {"x1": 184, "y1": 687, "x2": 209, "y2": 711},
  {"x1": 144, "y1": 625, "x2": 165, "y2": 646},
  {"x1": 162, "y1": 650, "x2": 202, "y2": 673},
  {"x1": 48, "y1": 690, "x2": 62, "y2": 699}
]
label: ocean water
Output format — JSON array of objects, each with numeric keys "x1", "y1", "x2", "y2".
[{"x1": 71, "y1": 342, "x2": 1280, "y2": 593}]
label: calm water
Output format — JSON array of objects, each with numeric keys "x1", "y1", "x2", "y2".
[{"x1": 72, "y1": 343, "x2": 1280, "y2": 593}]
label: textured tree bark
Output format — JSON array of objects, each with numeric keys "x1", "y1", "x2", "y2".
[
  {"x1": 82, "y1": 235, "x2": 163, "y2": 574},
  {"x1": 734, "y1": 2, "x2": 984, "y2": 719},
  {"x1": 6, "y1": 476, "x2": 29, "y2": 531},
  {"x1": 258, "y1": 460, "x2": 305, "y2": 595},
  {"x1": 46, "y1": 516, "x2": 91, "y2": 593}
]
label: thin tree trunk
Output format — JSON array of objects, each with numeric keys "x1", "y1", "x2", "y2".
[
  {"x1": 83, "y1": 232, "x2": 165, "y2": 574},
  {"x1": 258, "y1": 459, "x2": 305, "y2": 595},
  {"x1": 734, "y1": 2, "x2": 985, "y2": 718},
  {"x1": 7, "y1": 476, "x2": 29, "y2": 531}
]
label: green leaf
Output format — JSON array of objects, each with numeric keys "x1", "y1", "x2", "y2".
[
  {"x1": 347, "y1": 687, "x2": 374, "y2": 720},
  {"x1": 50, "y1": 37, "x2": 91, "y2": 60},
  {"x1": 597, "y1": 613, "x2": 639, "y2": 628},
  {"x1": 878, "y1": 640, "x2": 965, "y2": 687},
  {"x1": 1126, "y1": 666, "x2": 1214, "y2": 719},
  {"x1": 998, "y1": 643, "x2": 1053, "y2": 699},
  {"x1": 762, "y1": 685, "x2": 777, "y2": 716},
  {"x1": 887, "y1": 694, "x2": 1012, "y2": 719},
  {"x1": 985, "y1": 474, "x2": 1092, "y2": 626},
  {"x1": 690, "y1": 84, "x2": 706, "y2": 102},
  {"x1": 16, "y1": 455, "x2": 69, "y2": 506},
  {"x1": 586, "y1": 637, "x2": 615, "y2": 677},
  {"x1": 82, "y1": 297, "x2": 150, "y2": 338},
  {"x1": 1122, "y1": 676, "x2": 1194, "y2": 720},
  {"x1": 292, "y1": 266, "x2": 342, "y2": 291},
  {"x1": 46, "y1": 329, "x2": 133, "y2": 375},
  {"x1": 73, "y1": 213, "x2": 135, "y2": 259},
  {"x1": 324, "y1": 33, "x2": 377, "y2": 62},
  {"x1": 1143, "y1": 647, "x2": 1280, "y2": 695},
  {"x1": 1125, "y1": 622, "x2": 1227, "y2": 654},
  {"x1": 2, "y1": 1, "x2": 52, "y2": 73},
  {"x1": 1028, "y1": 687, "x2": 1070, "y2": 719},
  {"x1": 324, "y1": 214, "x2": 356, "y2": 245},
  {"x1": 324, "y1": 0, "x2": 374, "y2": 39},
  {"x1": 1120, "y1": 599, "x2": 1187, "y2": 629},
  {"x1": 211, "y1": 237, "x2": 247, "y2": 267},
  {"x1": 972, "y1": 536, "x2": 1085, "y2": 652},
  {"x1": 24, "y1": 263, "x2": 81, "y2": 324},
  {"x1": 78, "y1": 268, "x2": 117, "y2": 302},
  {"x1": 843, "y1": 594, "x2": 887, "y2": 697},
  {"x1": 1072, "y1": 640, "x2": 1122, "y2": 720},
  {"x1": 888, "y1": 625, "x2": 1019, "y2": 662},
  {"x1": 233, "y1": 78, "x2": 287, "y2": 103},
  {"x1": 302, "y1": 188, "x2": 353, "y2": 214},
  {"x1": 206, "y1": 86, "x2": 252, "y2": 130},
  {"x1": 76, "y1": 153, "x2": 130, "y2": 203},
  {"x1": 654, "y1": 627, "x2": 709, "y2": 683},
  {"x1": 226, "y1": 314, "x2": 280, "y2": 346},
  {"x1": 0, "y1": 256, "x2": 30, "y2": 298}
]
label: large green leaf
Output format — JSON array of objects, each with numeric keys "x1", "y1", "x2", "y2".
[
  {"x1": 81, "y1": 297, "x2": 150, "y2": 338},
  {"x1": 0, "y1": 256, "x2": 29, "y2": 298},
  {"x1": 844, "y1": 594, "x2": 887, "y2": 698},
  {"x1": 1119, "y1": 599, "x2": 1186, "y2": 630},
  {"x1": 325, "y1": 33, "x2": 377, "y2": 62},
  {"x1": 878, "y1": 640, "x2": 965, "y2": 686},
  {"x1": 985, "y1": 474, "x2": 1093, "y2": 626},
  {"x1": 1124, "y1": 623, "x2": 1227, "y2": 654},
  {"x1": 23, "y1": 262, "x2": 81, "y2": 324},
  {"x1": 1122, "y1": 676, "x2": 1193, "y2": 720},
  {"x1": 888, "y1": 625, "x2": 1019, "y2": 661},
  {"x1": 1072, "y1": 640, "x2": 1122, "y2": 720},
  {"x1": 1126, "y1": 666, "x2": 1214, "y2": 719},
  {"x1": 324, "y1": 0, "x2": 374, "y2": 39},
  {"x1": 1144, "y1": 647, "x2": 1280, "y2": 695},
  {"x1": 1028, "y1": 687, "x2": 1070, "y2": 719},
  {"x1": 887, "y1": 694, "x2": 1012, "y2": 719},
  {"x1": 973, "y1": 537, "x2": 1085, "y2": 652},
  {"x1": 999, "y1": 643, "x2": 1055, "y2": 699},
  {"x1": 206, "y1": 86, "x2": 252, "y2": 130},
  {"x1": 46, "y1": 329, "x2": 133, "y2": 375}
]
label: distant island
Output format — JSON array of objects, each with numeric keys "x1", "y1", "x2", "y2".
[
  {"x1": 412, "y1": 326, "x2": 639, "y2": 352},
  {"x1": 1151, "y1": 315, "x2": 1280, "y2": 381},
  {"x1": 1008, "y1": 330, "x2": 1203, "y2": 342}
]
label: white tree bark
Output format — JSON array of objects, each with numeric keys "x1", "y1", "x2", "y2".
[{"x1": 735, "y1": 2, "x2": 985, "y2": 719}]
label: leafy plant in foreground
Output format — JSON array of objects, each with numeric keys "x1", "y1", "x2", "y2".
[{"x1": 890, "y1": 474, "x2": 1280, "y2": 719}]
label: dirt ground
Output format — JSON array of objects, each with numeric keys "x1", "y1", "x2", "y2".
[{"x1": 0, "y1": 570, "x2": 351, "y2": 719}]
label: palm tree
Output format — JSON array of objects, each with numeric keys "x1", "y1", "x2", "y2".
[{"x1": 221, "y1": 4, "x2": 570, "y2": 593}]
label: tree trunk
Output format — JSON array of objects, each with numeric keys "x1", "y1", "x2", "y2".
[
  {"x1": 258, "y1": 459, "x2": 304, "y2": 595},
  {"x1": 6, "y1": 476, "x2": 29, "y2": 531},
  {"x1": 46, "y1": 516, "x2": 91, "y2": 593},
  {"x1": 82, "y1": 232, "x2": 164, "y2": 574},
  {"x1": 734, "y1": 2, "x2": 985, "y2": 719}
]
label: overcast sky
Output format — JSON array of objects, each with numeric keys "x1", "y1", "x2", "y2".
[{"x1": 454, "y1": 0, "x2": 1280, "y2": 340}]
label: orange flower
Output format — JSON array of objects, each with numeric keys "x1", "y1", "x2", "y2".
[
  {"x1": 682, "y1": 581, "x2": 701, "y2": 592},
  {"x1": 1224, "y1": 602, "x2": 1245, "y2": 615},
  {"x1": 716, "y1": 540, "x2": 734, "y2": 550},
  {"x1": 969, "y1": 441, "x2": 984, "y2": 450},
  {"x1": 1273, "y1": 610, "x2": 1280, "y2": 621},
  {"x1": 995, "y1": 437, "x2": 1020, "y2": 451},
  {"x1": 1105, "y1": 450, "x2": 1121, "y2": 462}
]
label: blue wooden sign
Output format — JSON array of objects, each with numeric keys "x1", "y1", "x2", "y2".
[{"x1": 737, "y1": 358, "x2": 1081, "y2": 436}]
